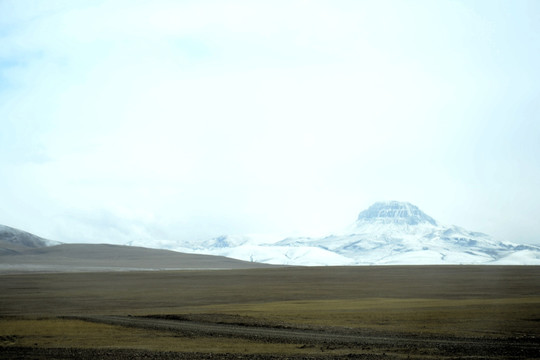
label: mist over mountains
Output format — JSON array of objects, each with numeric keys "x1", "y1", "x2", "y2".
[
  {"x1": 0, "y1": 225, "x2": 60, "y2": 254},
  {"x1": 1, "y1": 201, "x2": 539, "y2": 268},
  {"x1": 171, "y1": 201, "x2": 540, "y2": 265}
]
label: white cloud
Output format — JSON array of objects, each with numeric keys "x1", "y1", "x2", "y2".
[{"x1": 0, "y1": 0, "x2": 539, "y2": 245}]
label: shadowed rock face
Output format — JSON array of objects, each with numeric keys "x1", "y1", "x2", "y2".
[{"x1": 356, "y1": 201, "x2": 437, "y2": 226}]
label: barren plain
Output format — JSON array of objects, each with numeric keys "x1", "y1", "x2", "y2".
[{"x1": 1, "y1": 266, "x2": 539, "y2": 359}]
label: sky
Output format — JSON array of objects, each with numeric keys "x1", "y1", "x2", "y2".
[{"x1": 1, "y1": 0, "x2": 539, "y2": 246}]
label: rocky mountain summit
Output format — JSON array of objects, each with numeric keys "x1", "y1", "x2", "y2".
[{"x1": 355, "y1": 201, "x2": 438, "y2": 226}]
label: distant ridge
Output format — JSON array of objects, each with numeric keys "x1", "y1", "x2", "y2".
[
  {"x1": 3, "y1": 201, "x2": 540, "y2": 268},
  {"x1": 0, "y1": 225, "x2": 275, "y2": 273}
]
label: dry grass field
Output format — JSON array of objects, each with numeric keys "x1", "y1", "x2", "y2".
[{"x1": 1, "y1": 266, "x2": 539, "y2": 359}]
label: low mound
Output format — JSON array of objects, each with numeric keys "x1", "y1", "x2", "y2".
[{"x1": 0, "y1": 243, "x2": 275, "y2": 273}]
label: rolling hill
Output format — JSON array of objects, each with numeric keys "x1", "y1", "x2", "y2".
[{"x1": 0, "y1": 226, "x2": 274, "y2": 273}]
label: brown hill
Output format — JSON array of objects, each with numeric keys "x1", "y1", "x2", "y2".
[{"x1": 0, "y1": 232, "x2": 275, "y2": 273}]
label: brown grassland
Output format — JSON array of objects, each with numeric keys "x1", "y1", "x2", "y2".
[{"x1": 1, "y1": 266, "x2": 539, "y2": 359}]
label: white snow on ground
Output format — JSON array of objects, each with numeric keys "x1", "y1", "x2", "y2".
[
  {"x1": 165, "y1": 201, "x2": 540, "y2": 266},
  {"x1": 175, "y1": 244, "x2": 355, "y2": 266},
  {"x1": 489, "y1": 250, "x2": 540, "y2": 265}
]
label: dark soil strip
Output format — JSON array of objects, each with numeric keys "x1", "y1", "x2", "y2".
[{"x1": 0, "y1": 347, "x2": 389, "y2": 360}]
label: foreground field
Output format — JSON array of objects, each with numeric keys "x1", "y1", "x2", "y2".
[{"x1": 1, "y1": 266, "x2": 539, "y2": 359}]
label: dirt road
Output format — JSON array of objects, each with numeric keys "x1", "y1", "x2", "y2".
[{"x1": 73, "y1": 315, "x2": 540, "y2": 359}]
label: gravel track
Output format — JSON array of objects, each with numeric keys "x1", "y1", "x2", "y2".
[{"x1": 69, "y1": 315, "x2": 540, "y2": 359}]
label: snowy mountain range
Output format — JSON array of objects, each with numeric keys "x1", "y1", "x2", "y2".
[
  {"x1": 2, "y1": 201, "x2": 539, "y2": 266},
  {"x1": 171, "y1": 201, "x2": 540, "y2": 265}
]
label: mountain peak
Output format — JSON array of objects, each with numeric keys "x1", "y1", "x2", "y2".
[{"x1": 356, "y1": 201, "x2": 437, "y2": 226}]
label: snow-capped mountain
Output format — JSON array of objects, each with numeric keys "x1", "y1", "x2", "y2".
[
  {"x1": 175, "y1": 201, "x2": 540, "y2": 265},
  {"x1": 3, "y1": 201, "x2": 538, "y2": 266}
]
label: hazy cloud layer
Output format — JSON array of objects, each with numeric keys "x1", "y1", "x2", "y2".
[{"x1": 1, "y1": 0, "x2": 539, "y2": 245}]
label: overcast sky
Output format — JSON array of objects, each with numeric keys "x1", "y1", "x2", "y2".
[{"x1": 1, "y1": 0, "x2": 539, "y2": 246}]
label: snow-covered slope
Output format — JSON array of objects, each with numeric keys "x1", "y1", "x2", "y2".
[
  {"x1": 174, "y1": 201, "x2": 540, "y2": 265},
  {"x1": 0, "y1": 225, "x2": 60, "y2": 254}
]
